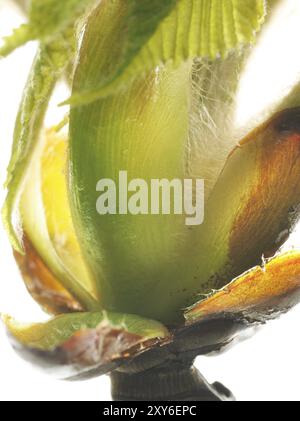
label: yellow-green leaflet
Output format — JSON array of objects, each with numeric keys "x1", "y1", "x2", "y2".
[
  {"x1": 0, "y1": 0, "x2": 96, "y2": 57},
  {"x1": 68, "y1": 0, "x2": 266, "y2": 105},
  {"x1": 2, "y1": 31, "x2": 74, "y2": 253}
]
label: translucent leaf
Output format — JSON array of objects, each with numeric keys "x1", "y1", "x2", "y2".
[
  {"x1": 42, "y1": 130, "x2": 97, "y2": 298},
  {"x1": 68, "y1": 0, "x2": 266, "y2": 105},
  {"x1": 19, "y1": 129, "x2": 100, "y2": 311}
]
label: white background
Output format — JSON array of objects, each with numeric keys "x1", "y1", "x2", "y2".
[{"x1": 1, "y1": 0, "x2": 300, "y2": 401}]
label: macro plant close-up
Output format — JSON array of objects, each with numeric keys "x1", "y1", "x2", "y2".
[{"x1": 2, "y1": 0, "x2": 300, "y2": 402}]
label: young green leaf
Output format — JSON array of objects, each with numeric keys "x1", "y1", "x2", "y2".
[
  {"x1": 2, "y1": 31, "x2": 74, "y2": 253},
  {"x1": 68, "y1": 0, "x2": 266, "y2": 105},
  {"x1": 0, "y1": 0, "x2": 96, "y2": 57},
  {"x1": 28, "y1": 0, "x2": 96, "y2": 41},
  {"x1": 0, "y1": 24, "x2": 33, "y2": 57}
]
